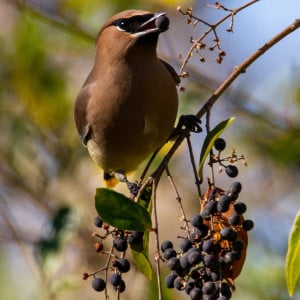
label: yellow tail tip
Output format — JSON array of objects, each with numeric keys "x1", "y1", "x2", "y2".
[
  {"x1": 103, "y1": 172, "x2": 119, "y2": 188},
  {"x1": 104, "y1": 177, "x2": 119, "y2": 188}
]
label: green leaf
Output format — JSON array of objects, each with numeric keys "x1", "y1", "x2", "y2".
[
  {"x1": 130, "y1": 231, "x2": 152, "y2": 280},
  {"x1": 198, "y1": 117, "x2": 235, "y2": 182},
  {"x1": 130, "y1": 185, "x2": 152, "y2": 280},
  {"x1": 286, "y1": 210, "x2": 300, "y2": 297},
  {"x1": 95, "y1": 188, "x2": 152, "y2": 231}
]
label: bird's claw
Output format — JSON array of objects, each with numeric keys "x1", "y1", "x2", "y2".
[
  {"x1": 176, "y1": 114, "x2": 202, "y2": 134},
  {"x1": 127, "y1": 182, "x2": 141, "y2": 197}
]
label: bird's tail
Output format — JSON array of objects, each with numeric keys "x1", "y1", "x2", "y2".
[{"x1": 103, "y1": 172, "x2": 119, "y2": 188}]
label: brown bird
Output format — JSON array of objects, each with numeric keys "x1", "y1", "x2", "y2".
[{"x1": 74, "y1": 10, "x2": 179, "y2": 185}]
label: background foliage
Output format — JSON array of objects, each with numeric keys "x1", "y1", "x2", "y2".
[{"x1": 0, "y1": 0, "x2": 300, "y2": 299}]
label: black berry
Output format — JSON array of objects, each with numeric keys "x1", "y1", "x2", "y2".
[
  {"x1": 225, "y1": 165, "x2": 239, "y2": 178},
  {"x1": 113, "y1": 279, "x2": 126, "y2": 292},
  {"x1": 229, "y1": 181, "x2": 242, "y2": 194},
  {"x1": 224, "y1": 251, "x2": 238, "y2": 264},
  {"x1": 242, "y1": 219, "x2": 254, "y2": 231},
  {"x1": 234, "y1": 202, "x2": 247, "y2": 214},
  {"x1": 202, "y1": 281, "x2": 216, "y2": 295},
  {"x1": 109, "y1": 273, "x2": 121, "y2": 287},
  {"x1": 174, "y1": 277, "x2": 185, "y2": 290},
  {"x1": 228, "y1": 213, "x2": 241, "y2": 226},
  {"x1": 167, "y1": 257, "x2": 180, "y2": 271},
  {"x1": 92, "y1": 277, "x2": 106, "y2": 292},
  {"x1": 113, "y1": 258, "x2": 130, "y2": 273},
  {"x1": 220, "y1": 227, "x2": 237, "y2": 241},
  {"x1": 161, "y1": 240, "x2": 173, "y2": 252},
  {"x1": 217, "y1": 195, "x2": 231, "y2": 213},
  {"x1": 165, "y1": 274, "x2": 177, "y2": 288},
  {"x1": 163, "y1": 248, "x2": 177, "y2": 260},
  {"x1": 113, "y1": 238, "x2": 128, "y2": 252},
  {"x1": 201, "y1": 200, "x2": 217, "y2": 218},
  {"x1": 127, "y1": 231, "x2": 144, "y2": 243},
  {"x1": 180, "y1": 239, "x2": 193, "y2": 253},
  {"x1": 214, "y1": 138, "x2": 226, "y2": 151},
  {"x1": 190, "y1": 287, "x2": 202, "y2": 300},
  {"x1": 94, "y1": 216, "x2": 103, "y2": 228},
  {"x1": 188, "y1": 249, "x2": 202, "y2": 265},
  {"x1": 190, "y1": 214, "x2": 203, "y2": 227}
]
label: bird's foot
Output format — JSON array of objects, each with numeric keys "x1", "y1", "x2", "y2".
[
  {"x1": 179, "y1": 114, "x2": 202, "y2": 133},
  {"x1": 113, "y1": 171, "x2": 141, "y2": 196},
  {"x1": 171, "y1": 114, "x2": 202, "y2": 138},
  {"x1": 126, "y1": 182, "x2": 141, "y2": 197}
]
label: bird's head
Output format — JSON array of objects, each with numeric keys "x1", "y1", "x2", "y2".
[{"x1": 95, "y1": 10, "x2": 170, "y2": 61}]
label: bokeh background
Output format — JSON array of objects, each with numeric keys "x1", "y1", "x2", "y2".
[{"x1": 0, "y1": 0, "x2": 300, "y2": 299}]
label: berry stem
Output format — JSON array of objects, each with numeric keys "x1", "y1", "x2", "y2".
[{"x1": 186, "y1": 135, "x2": 202, "y2": 197}]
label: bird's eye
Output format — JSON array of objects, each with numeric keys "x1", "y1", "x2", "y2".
[{"x1": 117, "y1": 19, "x2": 131, "y2": 32}]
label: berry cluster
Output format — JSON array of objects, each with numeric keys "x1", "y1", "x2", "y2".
[
  {"x1": 213, "y1": 138, "x2": 246, "y2": 178},
  {"x1": 83, "y1": 216, "x2": 144, "y2": 295},
  {"x1": 162, "y1": 182, "x2": 254, "y2": 300}
]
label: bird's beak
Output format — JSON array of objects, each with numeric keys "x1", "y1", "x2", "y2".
[{"x1": 133, "y1": 12, "x2": 169, "y2": 37}]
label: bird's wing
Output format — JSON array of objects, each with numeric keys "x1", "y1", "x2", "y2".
[
  {"x1": 159, "y1": 59, "x2": 181, "y2": 85},
  {"x1": 74, "y1": 71, "x2": 95, "y2": 145}
]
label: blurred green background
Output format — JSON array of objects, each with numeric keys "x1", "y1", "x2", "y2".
[{"x1": 0, "y1": 0, "x2": 300, "y2": 299}]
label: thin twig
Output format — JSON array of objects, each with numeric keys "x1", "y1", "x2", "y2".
[
  {"x1": 185, "y1": 135, "x2": 202, "y2": 197},
  {"x1": 178, "y1": 0, "x2": 260, "y2": 75},
  {"x1": 166, "y1": 167, "x2": 190, "y2": 235}
]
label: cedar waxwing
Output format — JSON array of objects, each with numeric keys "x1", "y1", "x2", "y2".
[{"x1": 74, "y1": 10, "x2": 179, "y2": 184}]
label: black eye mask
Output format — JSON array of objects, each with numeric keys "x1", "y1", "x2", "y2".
[{"x1": 110, "y1": 14, "x2": 156, "y2": 33}]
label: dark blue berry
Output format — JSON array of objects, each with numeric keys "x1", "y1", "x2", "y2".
[
  {"x1": 214, "y1": 138, "x2": 226, "y2": 151},
  {"x1": 180, "y1": 239, "x2": 193, "y2": 253},
  {"x1": 202, "y1": 281, "x2": 216, "y2": 295},
  {"x1": 174, "y1": 277, "x2": 185, "y2": 290},
  {"x1": 187, "y1": 249, "x2": 202, "y2": 265},
  {"x1": 163, "y1": 248, "x2": 176, "y2": 260},
  {"x1": 190, "y1": 269, "x2": 201, "y2": 279},
  {"x1": 165, "y1": 274, "x2": 177, "y2": 288},
  {"x1": 225, "y1": 165, "x2": 239, "y2": 178},
  {"x1": 228, "y1": 213, "x2": 241, "y2": 226},
  {"x1": 229, "y1": 182, "x2": 242, "y2": 194},
  {"x1": 232, "y1": 240, "x2": 244, "y2": 252},
  {"x1": 94, "y1": 216, "x2": 103, "y2": 228},
  {"x1": 190, "y1": 287, "x2": 202, "y2": 300},
  {"x1": 203, "y1": 254, "x2": 215, "y2": 267},
  {"x1": 190, "y1": 214, "x2": 203, "y2": 227},
  {"x1": 109, "y1": 273, "x2": 121, "y2": 287},
  {"x1": 92, "y1": 277, "x2": 106, "y2": 292},
  {"x1": 217, "y1": 195, "x2": 231, "y2": 213},
  {"x1": 167, "y1": 257, "x2": 180, "y2": 271},
  {"x1": 234, "y1": 202, "x2": 247, "y2": 214},
  {"x1": 201, "y1": 200, "x2": 217, "y2": 218},
  {"x1": 179, "y1": 254, "x2": 191, "y2": 270},
  {"x1": 185, "y1": 281, "x2": 194, "y2": 295},
  {"x1": 224, "y1": 251, "x2": 238, "y2": 264},
  {"x1": 202, "y1": 239, "x2": 214, "y2": 253},
  {"x1": 113, "y1": 279, "x2": 126, "y2": 292},
  {"x1": 113, "y1": 258, "x2": 130, "y2": 273},
  {"x1": 161, "y1": 240, "x2": 173, "y2": 252},
  {"x1": 127, "y1": 231, "x2": 144, "y2": 243},
  {"x1": 113, "y1": 238, "x2": 128, "y2": 252},
  {"x1": 220, "y1": 282, "x2": 232, "y2": 298},
  {"x1": 242, "y1": 219, "x2": 254, "y2": 231},
  {"x1": 220, "y1": 227, "x2": 237, "y2": 241}
]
